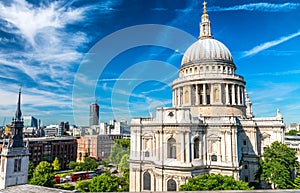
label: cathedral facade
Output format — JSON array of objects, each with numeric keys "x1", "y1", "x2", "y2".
[{"x1": 129, "y1": 2, "x2": 285, "y2": 192}]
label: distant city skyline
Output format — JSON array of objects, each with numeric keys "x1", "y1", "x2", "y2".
[{"x1": 0, "y1": 0, "x2": 299, "y2": 126}]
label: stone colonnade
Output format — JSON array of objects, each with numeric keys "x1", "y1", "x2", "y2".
[{"x1": 173, "y1": 83, "x2": 245, "y2": 107}]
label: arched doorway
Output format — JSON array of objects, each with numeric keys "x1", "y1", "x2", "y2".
[
  {"x1": 143, "y1": 172, "x2": 151, "y2": 190},
  {"x1": 167, "y1": 179, "x2": 177, "y2": 191}
]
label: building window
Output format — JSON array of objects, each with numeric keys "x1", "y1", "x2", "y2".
[
  {"x1": 167, "y1": 179, "x2": 177, "y2": 191},
  {"x1": 194, "y1": 138, "x2": 199, "y2": 159},
  {"x1": 244, "y1": 164, "x2": 248, "y2": 169},
  {"x1": 143, "y1": 172, "x2": 151, "y2": 190},
  {"x1": 243, "y1": 140, "x2": 247, "y2": 146},
  {"x1": 211, "y1": 155, "x2": 217, "y2": 162},
  {"x1": 245, "y1": 176, "x2": 249, "y2": 182},
  {"x1": 167, "y1": 138, "x2": 176, "y2": 159},
  {"x1": 145, "y1": 151, "x2": 149, "y2": 157},
  {"x1": 14, "y1": 158, "x2": 21, "y2": 172}
]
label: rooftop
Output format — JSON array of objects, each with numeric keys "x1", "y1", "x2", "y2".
[{"x1": 0, "y1": 184, "x2": 73, "y2": 193}]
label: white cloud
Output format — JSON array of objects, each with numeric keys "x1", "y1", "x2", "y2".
[
  {"x1": 241, "y1": 30, "x2": 300, "y2": 58},
  {"x1": 209, "y1": 2, "x2": 300, "y2": 12},
  {"x1": 249, "y1": 70, "x2": 300, "y2": 77},
  {"x1": 0, "y1": 0, "x2": 87, "y2": 47}
]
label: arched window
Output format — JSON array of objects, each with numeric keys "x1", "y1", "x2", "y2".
[
  {"x1": 167, "y1": 179, "x2": 177, "y2": 191},
  {"x1": 211, "y1": 155, "x2": 217, "y2": 161},
  {"x1": 167, "y1": 138, "x2": 176, "y2": 159},
  {"x1": 143, "y1": 172, "x2": 151, "y2": 190},
  {"x1": 194, "y1": 138, "x2": 199, "y2": 159}
]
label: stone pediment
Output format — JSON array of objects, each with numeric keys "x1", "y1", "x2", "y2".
[
  {"x1": 261, "y1": 132, "x2": 271, "y2": 139},
  {"x1": 207, "y1": 134, "x2": 220, "y2": 140}
]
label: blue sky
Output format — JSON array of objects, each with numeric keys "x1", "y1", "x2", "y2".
[{"x1": 0, "y1": 0, "x2": 299, "y2": 126}]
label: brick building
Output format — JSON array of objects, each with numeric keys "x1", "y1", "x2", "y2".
[
  {"x1": 0, "y1": 137, "x2": 77, "y2": 170},
  {"x1": 76, "y1": 134, "x2": 124, "y2": 161}
]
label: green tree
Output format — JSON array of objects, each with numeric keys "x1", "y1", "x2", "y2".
[
  {"x1": 28, "y1": 161, "x2": 35, "y2": 180},
  {"x1": 56, "y1": 183, "x2": 75, "y2": 191},
  {"x1": 258, "y1": 141, "x2": 297, "y2": 189},
  {"x1": 68, "y1": 158, "x2": 98, "y2": 172},
  {"x1": 52, "y1": 157, "x2": 61, "y2": 171},
  {"x1": 119, "y1": 154, "x2": 129, "y2": 172},
  {"x1": 68, "y1": 161, "x2": 77, "y2": 170},
  {"x1": 29, "y1": 161, "x2": 55, "y2": 187},
  {"x1": 293, "y1": 176, "x2": 300, "y2": 189},
  {"x1": 119, "y1": 170, "x2": 129, "y2": 192},
  {"x1": 109, "y1": 138, "x2": 130, "y2": 164},
  {"x1": 89, "y1": 173, "x2": 121, "y2": 192},
  {"x1": 82, "y1": 157, "x2": 98, "y2": 171},
  {"x1": 76, "y1": 179, "x2": 91, "y2": 192},
  {"x1": 179, "y1": 173, "x2": 253, "y2": 191},
  {"x1": 285, "y1": 130, "x2": 298, "y2": 136}
]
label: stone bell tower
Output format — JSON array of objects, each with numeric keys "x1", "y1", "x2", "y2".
[{"x1": 0, "y1": 88, "x2": 30, "y2": 189}]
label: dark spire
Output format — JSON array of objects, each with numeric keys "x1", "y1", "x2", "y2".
[{"x1": 15, "y1": 87, "x2": 22, "y2": 121}]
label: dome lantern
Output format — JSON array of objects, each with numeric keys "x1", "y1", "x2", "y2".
[
  {"x1": 198, "y1": 1, "x2": 213, "y2": 40},
  {"x1": 181, "y1": 1, "x2": 234, "y2": 67}
]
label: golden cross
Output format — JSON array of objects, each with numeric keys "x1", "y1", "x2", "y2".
[{"x1": 203, "y1": 1, "x2": 207, "y2": 14}]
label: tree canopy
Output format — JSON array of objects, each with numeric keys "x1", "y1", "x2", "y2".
[
  {"x1": 293, "y1": 175, "x2": 300, "y2": 189},
  {"x1": 28, "y1": 161, "x2": 35, "y2": 180},
  {"x1": 76, "y1": 180, "x2": 91, "y2": 192},
  {"x1": 119, "y1": 154, "x2": 129, "y2": 172},
  {"x1": 109, "y1": 138, "x2": 130, "y2": 164},
  {"x1": 179, "y1": 173, "x2": 253, "y2": 191},
  {"x1": 29, "y1": 161, "x2": 55, "y2": 187},
  {"x1": 258, "y1": 141, "x2": 297, "y2": 189},
  {"x1": 285, "y1": 130, "x2": 298, "y2": 136},
  {"x1": 52, "y1": 157, "x2": 61, "y2": 171},
  {"x1": 88, "y1": 173, "x2": 121, "y2": 192},
  {"x1": 68, "y1": 157, "x2": 98, "y2": 172}
]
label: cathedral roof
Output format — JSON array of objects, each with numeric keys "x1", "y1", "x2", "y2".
[
  {"x1": 181, "y1": 38, "x2": 233, "y2": 65},
  {"x1": 181, "y1": 1, "x2": 233, "y2": 67}
]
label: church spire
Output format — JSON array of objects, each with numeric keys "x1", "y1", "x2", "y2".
[
  {"x1": 15, "y1": 87, "x2": 22, "y2": 121},
  {"x1": 198, "y1": 1, "x2": 213, "y2": 39}
]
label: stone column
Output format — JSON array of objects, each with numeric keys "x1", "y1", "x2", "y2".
[
  {"x1": 203, "y1": 84, "x2": 207, "y2": 105},
  {"x1": 199, "y1": 132, "x2": 203, "y2": 160},
  {"x1": 151, "y1": 136, "x2": 154, "y2": 157},
  {"x1": 226, "y1": 84, "x2": 230, "y2": 105},
  {"x1": 185, "y1": 132, "x2": 190, "y2": 163},
  {"x1": 219, "y1": 84, "x2": 222, "y2": 104},
  {"x1": 210, "y1": 84, "x2": 214, "y2": 104},
  {"x1": 195, "y1": 84, "x2": 199, "y2": 105},
  {"x1": 161, "y1": 132, "x2": 165, "y2": 161},
  {"x1": 177, "y1": 88, "x2": 180, "y2": 106},
  {"x1": 137, "y1": 130, "x2": 141, "y2": 159},
  {"x1": 232, "y1": 84, "x2": 236, "y2": 105},
  {"x1": 203, "y1": 133, "x2": 207, "y2": 165},
  {"x1": 241, "y1": 87, "x2": 245, "y2": 105},
  {"x1": 237, "y1": 85, "x2": 241, "y2": 105},
  {"x1": 227, "y1": 131, "x2": 232, "y2": 162},
  {"x1": 181, "y1": 132, "x2": 185, "y2": 162},
  {"x1": 221, "y1": 131, "x2": 226, "y2": 162},
  {"x1": 172, "y1": 90, "x2": 174, "y2": 106},
  {"x1": 218, "y1": 139, "x2": 221, "y2": 162},
  {"x1": 232, "y1": 130, "x2": 237, "y2": 166},
  {"x1": 156, "y1": 132, "x2": 159, "y2": 161},
  {"x1": 189, "y1": 85, "x2": 192, "y2": 105},
  {"x1": 191, "y1": 139, "x2": 194, "y2": 160}
]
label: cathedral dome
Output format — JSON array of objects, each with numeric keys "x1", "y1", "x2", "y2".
[
  {"x1": 180, "y1": 1, "x2": 234, "y2": 67},
  {"x1": 181, "y1": 38, "x2": 233, "y2": 66}
]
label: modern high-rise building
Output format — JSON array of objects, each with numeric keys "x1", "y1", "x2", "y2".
[
  {"x1": 89, "y1": 100, "x2": 99, "y2": 127},
  {"x1": 23, "y1": 116, "x2": 38, "y2": 128}
]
